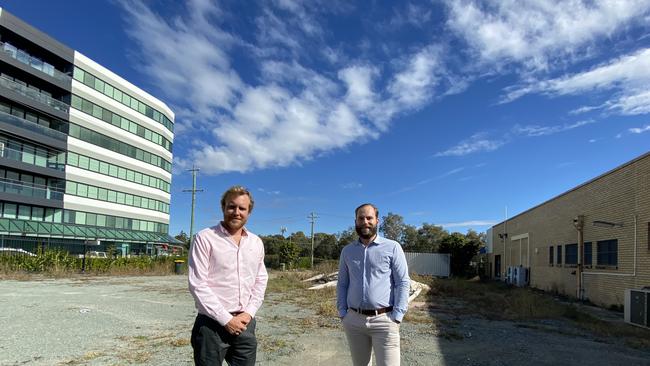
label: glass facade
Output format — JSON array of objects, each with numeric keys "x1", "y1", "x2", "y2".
[
  {"x1": 0, "y1": 100, "x2": 69, "y2": 135},
  {"x1": 71, "y1": 94, "x2": 172, "y2": 151},
  {"x1": 68, "y1": 123, "x2": 172, "y2": 172},
  {"x1": 65, "y1": 181, "x2": 169, "y2": 213},
  {"x1": 0, "y1": 73, "x2": 69, "y2": 113},
  {"x1": 0, "y1": 135, "x2": 66, "y2": 171},
  {"x1": 66, "y1": 151, "x2": 169, "y2": 193},
  {"x1": 1, "y1": 41, "x2": 71, "y2": 82},
  {"x1": 0, "y1": 167, "x2": 65, "y2": 200},
  {"x1": 73, "y1": 67, "x2": 173, "y2": 132},
  {"x1": 0, "y1": 201, "x2": 167, "y2": 233}
]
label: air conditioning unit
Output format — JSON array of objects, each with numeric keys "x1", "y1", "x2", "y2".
[
  {"x1": 624, "y1": 289, "x2": 649, "y2": 329},
  {"x1": 0, "y1": 141, "x2": 4, "y2": 157},
  {"x1": 513, "y1": 266, "x2": 529, "y2": 287}
]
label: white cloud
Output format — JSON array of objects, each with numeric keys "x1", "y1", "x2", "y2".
[
  {"x1": 434, "y1": 133, "x2": 505, "y2": 157},
  {"x1": 120, "y1": 1, "x2": 456, "y2": 175},
  {"x1": 628, "y1": 124, "x2": 650, "y2": 134},
  {"x1": 341, "y1": 182, "x2": 363, "y2": 189},
  {"x1": 389, "y1": 3, "x2": 433, "y2": 28},
  {"x1": 445, "y1": 0, "x2": 650, "y2": 71},
  {"x1": 388, "y1": 46, "x2": 443, "y2": 110},
  {"x1": 440, "y1": 220, "x2": 497, "y2": 228},
  {"x1": 512, "y1": 120, "x2": 594, "y2": 137},
  {"x1": 502, "y1": 48, "x2": 650, "y2": 116},
  {"x1": 436, "y1": 119, "x2": 595, "y2": 157},
  {"x1": 258, "y1": 188, "x2": 281, "y2": 195},
  {"x1": 390, "y1": 166, "x2": 465, "y2": 195}
]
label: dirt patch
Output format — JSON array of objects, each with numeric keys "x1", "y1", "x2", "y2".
[{"x1": 0, "y1": 274, "x2": 648, "y2": 365}]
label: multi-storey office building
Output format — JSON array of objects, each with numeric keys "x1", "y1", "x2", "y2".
[{"x1": 0, "y1": 8, "x2": 177, "y2": 255}]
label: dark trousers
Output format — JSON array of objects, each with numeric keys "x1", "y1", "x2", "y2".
[{"x1": 191, "y1": 313, "x2": 257, "y2": 366}]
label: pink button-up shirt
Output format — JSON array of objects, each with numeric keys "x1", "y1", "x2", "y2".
[{"x1": 188, "y1": 223, "x2": 268, "y2": 325}]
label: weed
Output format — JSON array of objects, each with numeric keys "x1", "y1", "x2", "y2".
[{"x1": 170, "y1": 338, "x2": 190, "y2": 347}]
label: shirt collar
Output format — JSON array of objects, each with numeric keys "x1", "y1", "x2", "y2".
[
  {"x1": 216, "y1": 222, "x2": 249, "y2": 237},
  {"x1": 357, "y1": 234, "x2": 383, "y2": 246}
]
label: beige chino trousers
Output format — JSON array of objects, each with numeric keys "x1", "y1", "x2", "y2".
[{"x1": 342, "y1": 310, "x2": 401, "y2": 366}]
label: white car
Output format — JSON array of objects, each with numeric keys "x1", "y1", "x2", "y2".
[
  {"x1": 85, "y1": 251, "x2": 108, "y2": 258},
  {"x1": 0, "y1": 248, "x2": 36, "y2": 256}
]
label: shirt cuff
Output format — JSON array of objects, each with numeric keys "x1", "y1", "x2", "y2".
[
  {"x1": 215, "y1": 310, "x2": 234, "y2": 326},
  {"x1": 243, "y1": 305, "x2": 258, "y2": 318},
  {"x1": 391, "y1": 309, "x2": 405, "y2": 322}
]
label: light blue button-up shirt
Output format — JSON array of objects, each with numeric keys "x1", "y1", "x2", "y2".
[{"x1": 336, "y1": 235, "x2": 410, "y2": 322}]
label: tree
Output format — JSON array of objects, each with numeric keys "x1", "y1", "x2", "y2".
[
  {"x1": 439, "y1": 232, "x2": 480, "y2": 277},
  {"x1": 259, "y1": 234, "x2": 286, "y2": 255},
  {"x1": 336, "y1": 227, "x2": 358, "y2": 257},
  {"x1": 314, "y1": 233, "x2": 337, "y2": 260},
  {"x1": 289, "y1": 231, "x2": 310, "y2": 257},
  {"x1": 402, "y1": 225, "x2": 419, "y2": 250},
  {"x1": 175, "y1": 230, "x2": 190, "y2": 249},
  {"x1": 415, "y1": 223, "x2": 448, "y2": 252},
  {"x1": 277, "y1": 240, "x2": 301, "y2": 268},
  {"x1": 379, "y1": 212, "x2": 405, "y2": 242}
]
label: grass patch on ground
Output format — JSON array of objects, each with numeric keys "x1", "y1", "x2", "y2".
[{"x1": 418, "y1": 276, "x2": 650, "y2": 348}]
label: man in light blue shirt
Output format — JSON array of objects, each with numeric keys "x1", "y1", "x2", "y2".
[{"x1": 337, "y1": 203, "x2": 410, "y2": 366}]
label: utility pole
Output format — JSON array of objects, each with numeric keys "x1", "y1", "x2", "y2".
[
  {"x1": 182, "y1": 166, "x2": 203, "y2": 246},
  {"x1": 307, "y1": 212, "x2": 319, "y2": 268}
]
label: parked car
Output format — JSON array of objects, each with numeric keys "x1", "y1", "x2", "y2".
[
  {"x1": 0, "y1": 248, "x2": 36, "y2": 256},
  {"x1": 85, "y1": 251, "x2": 108, "y2": 258}
]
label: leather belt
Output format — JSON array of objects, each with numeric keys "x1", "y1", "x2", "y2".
[{"x1": 349, "y1": 306, "x2": 393, "y2": 316}]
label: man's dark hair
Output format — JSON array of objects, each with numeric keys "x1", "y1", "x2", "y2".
[{"x1": 355, "y1": 203, "x2": 379, "y2": 218}]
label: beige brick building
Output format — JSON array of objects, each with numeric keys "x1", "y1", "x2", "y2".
[{"x1": 487, "y1": 152, "x2": 650, "y2": 307}]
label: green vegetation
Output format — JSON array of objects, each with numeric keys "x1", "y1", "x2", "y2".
[{"x1": 0, "y1": 249, "x2": 183, "y2": 277}]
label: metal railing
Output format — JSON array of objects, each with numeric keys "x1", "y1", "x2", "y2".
[
  {"x1": 0, "y1": 76, "x2": 69, "y2": 113},
  {"x1": 0, "y1": 177, "x2": 64, "y2": 200},
  {"x1": 0, "y1": 142, "x2": 66, "y2": 171},
  {"x1": 0, "y1": 110, "x2": 68, "y2": 140},
  {"x1": 1, "y1": 41, "x2": 71, "y2": 82}
]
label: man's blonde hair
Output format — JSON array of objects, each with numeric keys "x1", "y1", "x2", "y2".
[{"x1": 220, "y1": 186, "x2": 254, "y2": 212}]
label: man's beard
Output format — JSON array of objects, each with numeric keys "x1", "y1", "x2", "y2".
[
  {"x1": 223, "y1": 217, "x2": 246, "y2": 232},
  {"x1": 355, "y1": 224, "x2": 377, "y2": 240}
]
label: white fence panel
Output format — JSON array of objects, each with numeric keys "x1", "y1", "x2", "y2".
[{"x1": 405, "y1": 252, "x2": 450, "y2": 277}]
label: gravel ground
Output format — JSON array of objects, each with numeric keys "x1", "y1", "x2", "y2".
[{"x1": 0, "y1": 275, "x2": 649, "y2": 366}]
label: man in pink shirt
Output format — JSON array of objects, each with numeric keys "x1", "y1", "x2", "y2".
[{"x1": 189, "y1": 186, "x2": 268, "y2": 366}]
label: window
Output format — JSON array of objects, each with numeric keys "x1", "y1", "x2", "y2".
[
  {"x1": 584, "y1": 242, "x2": 592, "y2": 266},
  {"x1": 18, "y1": 205, "x2": 30, "y2": 220},
  {"x1": 565, "y1": 244, "x2": 577, "y2": 265},
  {"x1": 556, "y1": 245, "x2": 562, "y2": 265},
  {"x1": 3, "y1": 203, "x2": 17, "y2": 218},
  {"x1": 597, "y1": 239, "x2": 618, "y2": 267}
]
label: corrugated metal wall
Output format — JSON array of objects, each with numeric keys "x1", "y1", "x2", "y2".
[{"x1": 405, "y1": 252, "x2": 450, "y2": 277}]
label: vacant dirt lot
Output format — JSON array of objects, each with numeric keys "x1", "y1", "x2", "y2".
[{"x1": 0, "y1": 274, "x2": 648, "y2": 365}]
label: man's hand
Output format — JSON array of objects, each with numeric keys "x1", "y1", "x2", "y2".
[{"x1": 224, "y1": 312, "x2": 252, "y2": 336}]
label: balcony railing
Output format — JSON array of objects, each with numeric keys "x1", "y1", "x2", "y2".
[
  {"x1": 0, "y1": 76, "x2": 69, "y2": 113},
  {"x1": 1, "y1": 41, "x2": 72, "y2": 83},
  {"x1": 0, "y1": 110, "x2": 68, "y2": 141},
  {"x1": 0, "y1": 177, "x2": 64, "y2": 201}
]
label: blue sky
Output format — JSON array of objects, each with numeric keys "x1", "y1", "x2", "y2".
[{"x1": 3, "y1": 0, "x2": 649, "y2": 237}]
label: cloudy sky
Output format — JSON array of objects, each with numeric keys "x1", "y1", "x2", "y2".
[{"x1": 4, "y1": 0, "x2": 649, "y2": 237}]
